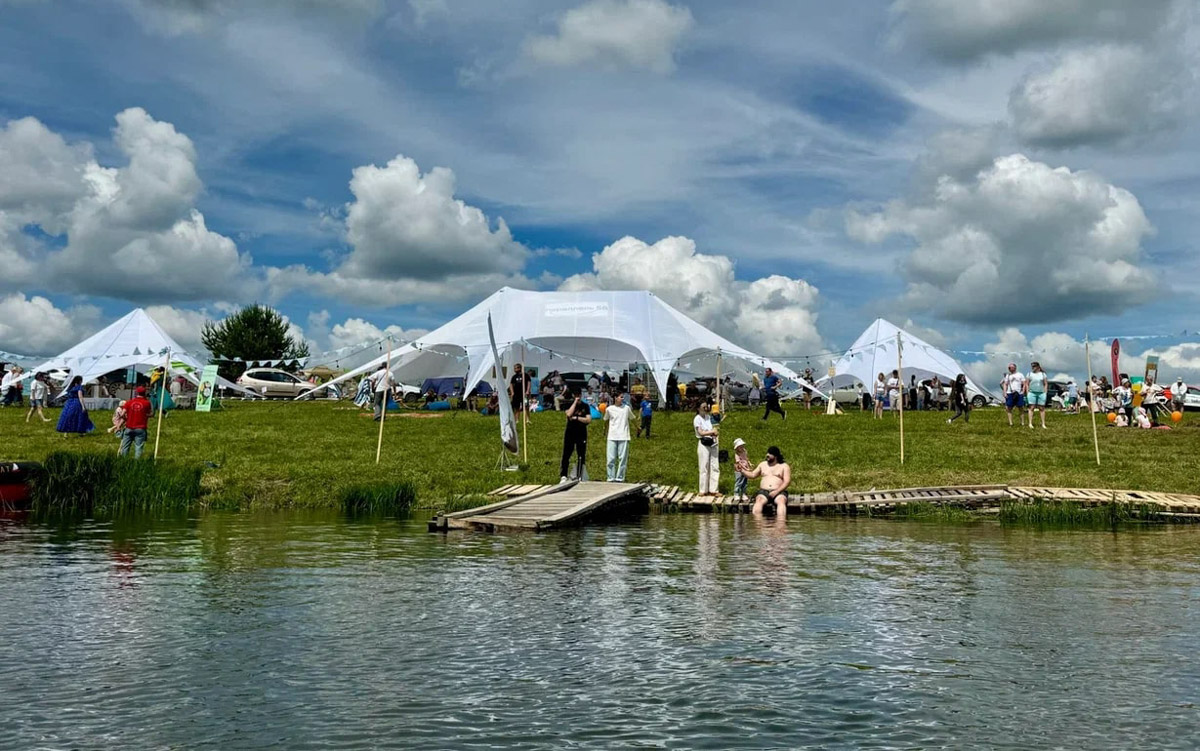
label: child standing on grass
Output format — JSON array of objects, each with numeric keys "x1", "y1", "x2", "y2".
[
  {"x1": 636, "y1": 395, "x2": 653, "y2": 438},
  {"x1": 110, "y1": 400, "x2": 128, "y2": 437},
  {"x1": 732, "y1": 438, "x2": 750, "y2": 501}
]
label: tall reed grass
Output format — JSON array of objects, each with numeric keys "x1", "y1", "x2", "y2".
[
  {"x1": 998, "y1": 499, "x2": 1160, "y2": 527},
  {"x1": 341, "y1": 481, "x2": 417, "y2": 514},
  {"x1": 30, "y1": 452, "x2": 202, "y2": 515}
]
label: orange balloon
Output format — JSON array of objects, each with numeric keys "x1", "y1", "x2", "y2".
[
  {"x1": 1106, "y1": 412, "x2": 1117, "y2": 423},
  {"x1": 1172, "y1": 411, "x2": 1183, "y2": 423},
  {"x1": 598, "y1": 402, "x2": 607, "y2": 413}
]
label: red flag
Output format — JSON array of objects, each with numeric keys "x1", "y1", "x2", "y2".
[{"x1": 1110, "y1": 339, "x2": 1120, "y2": 384}]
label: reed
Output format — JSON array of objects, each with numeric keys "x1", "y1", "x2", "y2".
[
  {"x1": 997, "y1": 499, "x2": 1160, "y2": 527},
  {"x1": 341, "y1": 481, "x2": 417, "y2": 514},
  {"x1": 889, "y1": 501, "x2": 976, "y2": 522},
  {"x1": 30, "y1": 451, "x2": 202, "y2": 515}
]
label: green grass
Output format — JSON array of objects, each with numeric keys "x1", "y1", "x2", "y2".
[
  {"x1": 341, "y1": 481, "x2": 417, "y2": 514},
  {"x1": 4, "y1": 400, "x2": 1199, "y2": 509},
  {"x1": 29, "y1": 451, "x2": 202, "y2": 515},
  {"x1": 997, "y1": 499, "x2": 1161, "y2": 527}
]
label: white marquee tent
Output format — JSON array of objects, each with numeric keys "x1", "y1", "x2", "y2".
[
  {"x1": 818, "y1": 318, "x2": 995, "y2": 400},
  {"x1": 305, "y1": 288, "x2": 823, "y2": 401},
  {"x1": 27, "y1": 308, "x2": 253, "y2": 396}
]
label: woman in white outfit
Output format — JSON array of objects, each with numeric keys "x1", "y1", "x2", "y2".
[{"x1": 694, "y1": 402, "x2": 720, "y2": 496}]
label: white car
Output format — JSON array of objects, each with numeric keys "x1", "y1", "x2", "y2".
[
  {"x1": 1174, "y1": 385, "x2": 1200, "y2": 411},
  {"x1": 236, "y1": 368, "x2": 339, "y2": 399}
]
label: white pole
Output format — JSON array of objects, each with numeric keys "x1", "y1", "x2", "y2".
[
  {"x1": 715, "y1": 348, "x2": 722, "y2": 415},
  {"x1": 376, "y1": 338, "x2": 391, "y2": 464},
  {"x1": 153, "y1": 349, "x2": 170, "y2": 461},
  {"x1": 521, "y1": 342, "x2": 528, "y2": 464},
  {"x1": 1084, "y1": 334, "x2": 1101, "y2": 466},
  {"x1": 897, "y1": 332, "x2": 905, "y2": 465}
]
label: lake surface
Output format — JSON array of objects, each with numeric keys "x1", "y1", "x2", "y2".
[{"x1": 2, "y1": 511, "x2": 1198, "y2": 750}]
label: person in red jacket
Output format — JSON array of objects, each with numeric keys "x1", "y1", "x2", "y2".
[{"x1": 119, "y1": 386, "x2": 153, "y2": 458}]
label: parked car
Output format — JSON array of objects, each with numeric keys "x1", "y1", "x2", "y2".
[
  {"x1": 236, "y1": 368, "x2": 339, "y2": 399},
  {"x1": 1175, "y1": 386, "x2": 1200, "y2": 411}
]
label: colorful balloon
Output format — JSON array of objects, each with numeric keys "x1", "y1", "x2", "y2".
[
  {"x1": 1106, "y1": 412, "x2": 1117, "y2": 423},
  {"x1": 1172, "y1": 411, "x2": 1183, "y2": 423}
]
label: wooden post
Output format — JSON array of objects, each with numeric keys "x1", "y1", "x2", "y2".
[
  {"x1": 521, "y1": 343, "x2": 528, "y2": 463},
  {"x1": 715, "y1": 348, "x2": 722, "y2": 415},
  {"x1": 897, "y1": 332, "x2": 904, "y2": 465},
  {"x1": 376, "y1": 338, "x2": 390, "y2": 464},
  {"x1": 1084, "y1": 334, "x2": 1101, "y2": 466},
  {"x1": 153, "y1": 349, "x2": 170, "y2": 461}
]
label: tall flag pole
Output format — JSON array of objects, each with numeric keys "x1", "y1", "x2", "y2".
[
  {"x1": 1085, "y1": 334, "x2": 1102, "y2": 466},
  {"x1": 375, "y1": 337, "x2": 391, "y2": 465},
  {"x1": 153, "y1": 348, "x2": 170, "y2": 461},
  {"x1": 897, "y1": 332, "x2": 905, "y2": 464}
]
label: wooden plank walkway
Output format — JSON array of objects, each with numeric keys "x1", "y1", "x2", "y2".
[
  {"x1": 429, "y1": 480, "x2": 648, "y2": 532},
  {"x1": 448, "y1": 481, "x2": 1200, "y2": 518}
]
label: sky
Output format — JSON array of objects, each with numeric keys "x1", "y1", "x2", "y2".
[{"x1": 2, "y1": 0, "x2": 1200, "y2": 386}]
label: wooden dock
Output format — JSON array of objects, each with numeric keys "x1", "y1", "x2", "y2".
[
  {"x1": 428, "y1": 482, "x2": 1200, "y2": 532},
  {"x1": 429, "y1": 480, "x2": 649, "y2": 532}
]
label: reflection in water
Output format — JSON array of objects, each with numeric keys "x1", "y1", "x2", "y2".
[{"x1": 1, "y1": 511, "x2": 1198, "y2": 750}]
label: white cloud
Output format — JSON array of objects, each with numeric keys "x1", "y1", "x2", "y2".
[
  {"x1": 144, "y1": 304, "x2": 213, "y2": 353},
  {"x1": 0, "y1": 294, "x2": 101, "y2": 356},
  {"x1": 269, "y1": 153, "x2": 534, "y2": 305},
  {"x1": 1010, "y1": 45, "x2": 1189, "y2": 147},
  {"x1": 523, "y1": 0, "x2": 694, "y2": 74},
  {"x1": 560, "y1": 235, "x2": 823, "y2": 354},
  {"x1": 122, "y1": 0, "x2": 383, "y2": 36},
  {"x1": 0, "y1": 108, "x2": 255, "y2": 303},
  {"x1": 847, "y1": 153, "x2": 1157, "y2": 324},
  {"x1": 891, "y1": 0, "x2": 1178, "y2": 62}
]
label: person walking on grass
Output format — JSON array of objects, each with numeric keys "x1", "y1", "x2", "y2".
[
  {"x1": 886, "y1": 369, "x2": 901, "y2": 415},
  {"x1": 761, "y1": 367, "x2": 785, "y2": 421},
  {"x1": 25, "y1": 372, "x2": 51, "y2": 423},
  {"x1": 56, "y1": 375, "x2": 94, "y2": 436},
  {"x1": 603, "y1": 392, "x2": 633, "y2": 482},
  {"x1": 1172, "y1": 376, "x2": 1188, "y2": 414},
  {"x1": 947, "y1": 374, "x2": 970, "y2": 424},
  {"x1": 369, "y1": 362, "x2": 395, "y2": 421},
  {"x1": 1026, "y1": 361, "x2": 1049, "y2": 429},
  {"x1": 118, "y1": 386, "x2": 153, "y2": 459},
  {"x1": 560, "y1": 388, "x2": 591, "y2": 482},
  {"x1": 873, "y1": 372, "x2": 886, "y2": 419},
  {"x1": 636, "y1": 394, "x2": 653, "y2": 438},
  {"x1": 1002, "y1": 363, "x2": 1026, "y2": 427},
  {"x1": 694, "y1": 402, "x2": 719, "y2": 495}
]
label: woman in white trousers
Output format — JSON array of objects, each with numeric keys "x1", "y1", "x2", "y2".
[{"x1": 693, "y1": 403, "x2": 720, "y2": 495}]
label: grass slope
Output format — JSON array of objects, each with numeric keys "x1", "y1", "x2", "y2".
[{"x1": 2, "y1": 401, "x2": 1197, "y2": 509}]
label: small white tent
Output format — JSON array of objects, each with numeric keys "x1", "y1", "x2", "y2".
[
  {"x1": 28, "y1": 308, "x2": 254, "y2": 396},
  {"x1": 305, "y1": 288, "x2": 823, "y2": 400},
  {"x1": 819, "y1": 318, "x2": 994, "y2": 401}
]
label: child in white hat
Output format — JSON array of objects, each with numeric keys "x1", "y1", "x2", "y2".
[{"x1": 733, "y1": 438, "x2": 750, "y2": 501}]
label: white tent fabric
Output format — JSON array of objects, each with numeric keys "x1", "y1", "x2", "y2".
[
  {"x1": 303, "y1": 288, "x2": 824, "y2": 401},
  {"x1": 817, "y1": 318, "x2": 995, "y2": 400},
  {"x1": 28, "y1": 308, "x2": 256, "y2": 397}
]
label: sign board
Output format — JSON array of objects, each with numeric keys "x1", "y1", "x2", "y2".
[
  {"x1": 1144, "y1": 355, "x2": 1159, "y2": 385},
  {"x1": 195, "y1": 364, "x2": 219, "y2": 413}
]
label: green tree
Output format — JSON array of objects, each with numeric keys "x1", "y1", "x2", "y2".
[{"x1": 201, "y1": 304, "x2": 310, "y2": 380}]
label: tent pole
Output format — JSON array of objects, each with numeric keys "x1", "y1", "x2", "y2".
[
  {"x1": 1084, "y1": 334, "x2": 1101, "y2": 466},
  {"x1": 521, "y1": 342, "x2": 528, "y2": 464},
  {"x1": 715, "y1": 348, "x2": 722, "y2": 415},
  {"x1": 897, "y1": 332, "x2": 904, "y2": 465},
  {"x1": 376, "y1": 338, "x2": 391, "y2": 465},
  {"x1": 153, "y1": 349, "x2": 170, "y2": 461}
]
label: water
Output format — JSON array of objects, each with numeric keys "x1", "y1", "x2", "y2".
[{"x1": 2, "y1": 511, "x2": 1198, "y2": 750}]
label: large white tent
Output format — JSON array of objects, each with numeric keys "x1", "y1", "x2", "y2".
[
  {"x1": 306, "y1": 288, "x2": 822, "y2": 400},
  {"x1": 27, "y1": 308, "x2": 253, "y2": 396},
  {"x1": 818, "y1": 318, "x2": 995, "y2": 401}
]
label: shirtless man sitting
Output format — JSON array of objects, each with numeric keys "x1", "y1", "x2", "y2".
[{"x1": 742, "y1": 445, "x2": 791, "y2": 516}]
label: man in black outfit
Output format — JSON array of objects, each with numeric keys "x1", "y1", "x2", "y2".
[
  {"x1": 560, "y1": 389, "x2": 592, "y2": 481},
  {"x1": 509, "y1": 363, "x2": 528, "y2": 413},
  {"x1": 762, "y1": 367, "x2": 786, "y2": 421}
]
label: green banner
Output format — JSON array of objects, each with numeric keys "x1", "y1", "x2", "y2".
[{"x1": 196, "y1": 364, "x2": 219, "y2": 413}]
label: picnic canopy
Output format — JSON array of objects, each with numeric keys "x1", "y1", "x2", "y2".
[
  {"x1": 27, "y1": 308, "x2": 254, "y2": 396},
  {"x1": 305, "y1": 288, "x2": 821, "y2": 401},
  {"x1": 818, "y1": 318, "x2": 993, "y2": 399}
]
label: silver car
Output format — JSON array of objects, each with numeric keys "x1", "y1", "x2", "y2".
[{"x1": 236, "y1": 368, "x2": 339, "y2": 399}]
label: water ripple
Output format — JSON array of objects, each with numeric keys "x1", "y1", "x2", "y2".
[{"x1": 1, "y1": 512, "x2": 1198, "y2": 749}]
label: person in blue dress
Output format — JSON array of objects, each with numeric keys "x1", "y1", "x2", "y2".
[
  {"x1": 56, "y1": 376, "x2": 95, "y2": 435},
  {"x1": 148, "y1": 367, "x2": 175, "y2": 413}
]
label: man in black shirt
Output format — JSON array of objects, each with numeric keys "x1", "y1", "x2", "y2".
[
  {"x1": 560, "y1": 388, "x2": 591, "y2": 481},
  {"x1": 509, "y1": 363, "x2": 528, "y2": 413}
]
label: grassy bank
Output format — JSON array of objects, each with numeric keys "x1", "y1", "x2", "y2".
[{"x1": 3, "y1": 400, "x2": 1199, "y2": 509}]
